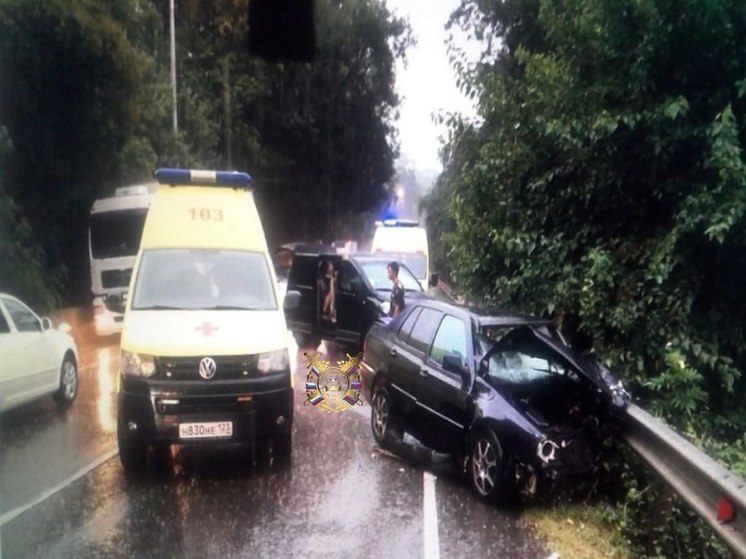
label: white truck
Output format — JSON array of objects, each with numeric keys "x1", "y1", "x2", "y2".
[{"x1": 89, "y1": 183, "x2": 154, "y2": 336}]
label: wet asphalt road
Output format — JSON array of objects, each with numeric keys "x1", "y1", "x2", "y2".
[{"x1": 0, "y1": 331, "x2": 549, "y2": 559}]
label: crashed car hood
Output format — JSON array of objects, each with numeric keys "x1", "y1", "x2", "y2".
[{"x1": 487, "y1": 325, "x2": 630, "y2": 408}]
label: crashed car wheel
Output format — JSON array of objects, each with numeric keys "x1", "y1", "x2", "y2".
[
  {"x1": 469, "y1": 429, "x2": 505, "y2": 504},
  {"x1": 371, "y1": 385, "x2": 402, "y2": 448}
]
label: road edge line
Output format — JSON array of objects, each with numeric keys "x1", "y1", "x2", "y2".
[
  {"x1": 423, "y1": 471, "x2": 440, "y2": 559},
  {"x1": 0, "y1": 448, "x2": 119, "y2": 527}
]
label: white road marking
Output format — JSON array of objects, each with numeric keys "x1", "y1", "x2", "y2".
[
  {"x1": 423, "y1": 471, "x2": 441, "y2": 559},
  {"x1": 0, "y1": 449, "x2": 119, "y2": 527}
]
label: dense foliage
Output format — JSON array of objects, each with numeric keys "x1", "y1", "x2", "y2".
[
  {"x1": 429, "y1": 0, "x2": 746, "y2": 555},
  {"x1": 0, "y1": 0, "x2": 409, "y2": 304},
  {"x1": 0, "y1": 126, "x2": 63, "y2": 311}
]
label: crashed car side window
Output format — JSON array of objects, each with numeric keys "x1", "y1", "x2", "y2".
[
  {"x1": 407, "y1": 308, "x2": 442, "y2": 354},
  {"x1": 430, "y1": 315, "x2": 467, "y2": 369},
  {"x1": 397, "y1": 306, "x2": 421, "y2": 343}
]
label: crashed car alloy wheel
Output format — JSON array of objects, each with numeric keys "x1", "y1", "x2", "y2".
[
  {"x1": 469, "y1": 430, "x2": 504, "y2": 503},
  {"x1": 372, "y1": 390, "x2": 389, "y2": 441},
  {"x1": 371, "y1": 386, "x2": 401, "y2": 447}
]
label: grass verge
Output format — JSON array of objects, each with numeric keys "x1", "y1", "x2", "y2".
[{"x1": 523, "y1": 501, "x2": 630, "y2": 559}]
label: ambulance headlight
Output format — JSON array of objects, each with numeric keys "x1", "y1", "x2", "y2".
[
  {"x1": 121, "y1": 351, "x2": 156, "y2": 378},
  {"x1": 258, "y1": 349, "x2": 290, "y2": 373}
]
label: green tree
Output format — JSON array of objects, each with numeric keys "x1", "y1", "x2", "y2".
[
  {"x1": 0, "y1": 0, "x2": 411, "y2": 303},
  {"x1": 437, "y1": 0, "x2": 746, "y2": 555},
  {"x1": 0, "y1": 125, "x2": 63, "y2": 310},
  {"x1": 0, "y1": 0, "x2": 170, "y2": 302}
]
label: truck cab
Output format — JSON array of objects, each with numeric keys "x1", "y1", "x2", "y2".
[{"x1": 89, "y1": 184, "x2": 154, "y2": 336}]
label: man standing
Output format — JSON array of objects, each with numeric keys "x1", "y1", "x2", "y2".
[{"x1": 387, "y1": 261, "x2": 405, "y2": 318}]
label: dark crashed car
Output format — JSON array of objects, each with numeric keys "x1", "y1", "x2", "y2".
[{"x1": 359, "y1": 299, "x2": 630, "y2": 503}]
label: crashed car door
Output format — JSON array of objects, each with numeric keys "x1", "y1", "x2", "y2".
[
  {"x1": 414, "y1": 314, "x2": 471, "y2": 453},
  {"x1": 335, "y1": 260, "x2": 367, "y2": 344},
  {"x1": 388, "y1": 307, "x2": 441, "y2": 422}
]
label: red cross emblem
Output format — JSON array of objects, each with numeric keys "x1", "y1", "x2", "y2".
[{"x1": 195, "y1": 321, "x2": 219, "y2": 336}]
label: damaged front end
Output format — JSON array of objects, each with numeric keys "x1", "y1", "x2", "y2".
[
  {"x1": 478, "y1": 324, "x2": 630, "y2": 498},
  {"x1": 512, "y1": 414, "x2": 617, "y2": 498}
]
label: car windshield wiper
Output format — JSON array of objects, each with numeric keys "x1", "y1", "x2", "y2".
[{"x1": 135, "y1": 305, "x2": 184, "y2": 310}]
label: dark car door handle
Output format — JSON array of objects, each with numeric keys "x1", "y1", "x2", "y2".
[
  {"x1": 389, "y1": 347, "x2": 398, "y2": 358},
  {"x1": 419, "y1": 369, "x2": 429, "y2": 378}
]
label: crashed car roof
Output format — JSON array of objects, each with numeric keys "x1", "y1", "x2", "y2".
[
  {"x1": 455, "y1": 304, "x2": 553, "y2": 330},
  {"x1": 410, "y1": 299, "x2": 551, "y2": 325},
  {"x1": 474, "y1": 314, "x2": 553, "y2": 330}
]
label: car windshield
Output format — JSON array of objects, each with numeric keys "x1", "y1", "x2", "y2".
[
  {"x1": 358, "y1": 261, "x2": 423, "y2": 291},
  {"x1": 374, "y1": 252, "x2": 427, "y2": 278},
  {"x1": 131, "y1": 249, "x2": 276, "y2": 311},
  {"x1": 478, "y1": 326, "x2": 579, "y2": 385},
  {"x1": 89, "y1": 209, "x2": 148, "y2": 259},
  {"x1": 483, "y1": 349, "x2": 572, "y2": 384}
]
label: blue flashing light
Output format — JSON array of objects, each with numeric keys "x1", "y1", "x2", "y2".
[
  {"x1": 154, "y1": 168, "x2": 252, "y2": 187},
  {"x1": 378, "y1": 208, "x2": 397, "y2": 221},
  {"x1": 380, "y1": 218, "x2": 419, "y2": 227}
]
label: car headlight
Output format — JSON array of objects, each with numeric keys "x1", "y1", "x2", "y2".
[
  {"x1": 537, "y1": 437, "x2": 560, "y2": 464},
  {"x1": 258, "y1": 349, "x2": 289, "y2": 373},
  {"x1": 121, "y1": 350, "x2": 156, "y2": 378}
]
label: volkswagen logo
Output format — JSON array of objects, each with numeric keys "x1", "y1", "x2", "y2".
[{"x1": 198, "y1": 357, "x2": 217, "y2": 380}]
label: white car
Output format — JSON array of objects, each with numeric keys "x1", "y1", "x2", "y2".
[{"x1": 0, "y1": 293, "x2": 79, "y2": 412}]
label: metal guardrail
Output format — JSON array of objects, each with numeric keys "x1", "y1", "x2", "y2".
[{"x1": 622, "y1": 404, "x2": 746, "y2": 557}]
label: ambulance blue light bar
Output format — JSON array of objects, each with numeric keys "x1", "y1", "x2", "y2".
[
  {"x1": 154, "y1": 168, "x2": 252, "y2": 188},
  {"x1": 375, "y1": 218, "x2": 420, "y2": 227}
]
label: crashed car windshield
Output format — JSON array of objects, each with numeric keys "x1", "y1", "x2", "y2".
[{"x1": 478, "y1": 326, "x2": 575, "y2": 384}]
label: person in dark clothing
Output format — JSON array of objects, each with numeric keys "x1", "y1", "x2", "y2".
[{"x1": 387, "y1": 261, "x2": 405, "y2": 318}]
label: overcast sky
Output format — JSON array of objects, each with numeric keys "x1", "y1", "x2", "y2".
[{"x1": 385, "y1": 0, "x2": 479, "y2": 172}]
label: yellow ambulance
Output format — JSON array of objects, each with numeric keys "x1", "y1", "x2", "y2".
[{"x1": 116, "y1": 168, "x2": 296, "y2": 472}]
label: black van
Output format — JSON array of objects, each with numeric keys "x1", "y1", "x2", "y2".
[{"x1": 284, "y1": 249, "x2": 434, "y2": 350}]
